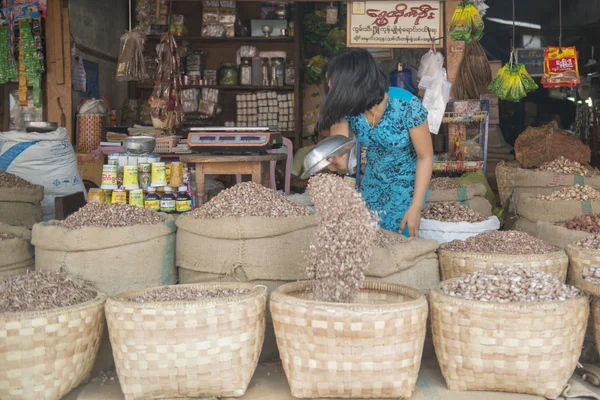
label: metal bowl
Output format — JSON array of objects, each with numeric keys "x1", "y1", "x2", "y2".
[
  {"x1": 301, "y1": 135, "x2": 355, "y2": 179},
  {"x1": 25, "y1": 121, "x2": 58, "y2": 133},
  {"x1": 123, "y1": 136, "x2": 156, "y2": 154}
]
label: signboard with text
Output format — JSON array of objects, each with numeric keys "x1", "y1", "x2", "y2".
[
  {"x1": 515, "y1": 48, "x2": 544, "y2": 77},
  {"x1": 347, "y1": 1, "x2": 443, "y2": 48}
]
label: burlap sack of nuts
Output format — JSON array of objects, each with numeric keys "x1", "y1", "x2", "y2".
[
  {"x1": 427, "y1": 183, "x2": 492, "y2": 217},
  {"x1": 0, "y1": 182, "x2": 44, "y2": 229},
  {"x1": 0, "y1": 222, "x2": 34, "y2": 276},
  {"x1": 537, "y1": 221, "x2": 591, "y2": 249},
  {"x1": 517, "y1": 193, "x2": 600, "y2": 224},
  {"x1": 32, "y1": 217, "x2": 177, "y2": 296},
  {"x1": 513, "y1": 216, "x2": 539, "y2": 236}
]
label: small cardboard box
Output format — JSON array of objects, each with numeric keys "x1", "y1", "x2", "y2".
[{"x1": 76, "y1": 152, "x2": 104, "y2": 187}]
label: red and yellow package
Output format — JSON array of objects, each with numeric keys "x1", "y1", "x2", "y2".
[{"x1": 541, "y1": 46, "x2": 581, "y2": 89}]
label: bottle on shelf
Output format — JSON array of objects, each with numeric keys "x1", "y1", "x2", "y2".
[
  {"x1": 159, "y1": 187, "x2": 176, "y2": 213},
  {"x1": 239, "y1": 57, "x2": 252, "y2": 86},
  {"x1": 251, "y1": 56, "x2": 262, "y2": 86},
  {"x1": 262, "y1": 58, "x2": 271, "y2": 87},
  {"x1": 144, "y1": 187, "x2": 161, "y2": 211},
  {"x1": 175, "y1": 186, "x2": 192, "y2": 214}
]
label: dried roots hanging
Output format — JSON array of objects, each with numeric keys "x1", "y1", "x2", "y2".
[
  {"x1": 305, "y1": 174, "x2": 378, "y2": 303},
  {"x1": 455, "y1": 40, "x2": 492, "y2": 100}
]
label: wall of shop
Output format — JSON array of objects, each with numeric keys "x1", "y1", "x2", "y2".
[{"x1": 69, "y1": 0, "x2": 129, "y2": 120}]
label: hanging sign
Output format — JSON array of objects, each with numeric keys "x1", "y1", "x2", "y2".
[
  {"x1": 514, "y1": 48, "x2": 544, "y2": 77},
  {"x1": 347, "y1": 1, "x2": 443, "y2": 48}
]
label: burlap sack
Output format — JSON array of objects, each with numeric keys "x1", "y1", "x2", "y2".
[
  {"x1": 176, "y1": 216, "x2": 318, "y2": 281},
  {"x1": 517, "y1": 193, "x2": 600, "y2": 223},
  {"x1": 427, "y1": 184, "x2": 487, "y2": 203},
  {"x1": 32, "y1": 217, "x2": 177, "y2": 296},
  {"x1": 0, "y1": 185, "x2": 43, "y2": 229},
  {"x1": 536, "y1": 221, "x2": 591, "y2": 249},
  {"x1": 0, "y1": 222, "x2": 34, "y2": 276},
  {"x1": 513, "y1": 216, "x2": 538, "y2": 236}
]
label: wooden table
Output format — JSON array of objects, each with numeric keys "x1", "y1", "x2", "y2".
[{"x1": 179, "y1": 153, "x2": 287, "y2": 205}]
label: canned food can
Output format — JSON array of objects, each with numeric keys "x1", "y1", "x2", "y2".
[
  {"x1": 103, "y1": 189, "x2": 113, "y2": 203},
  {"x1": 129, "y1": 189, "x2": 144, "y2": 207},
  {"x1": 123, "y1": 165, "x2": 140, "y2": 190},
  {"x1": 170, "y1": 162, "x2": 184, "y2": 187},
  {"x1": 108, "y1": 154, "x2": 119, "y2": 165},
  {"x1": 139, "y1": 172, "x2": 152, "y2": 189},
  {"x1": 87, "y1": 188, "x2": 105, "y2": 203},
  {"x1": 111, "y1": 189, "x2": 127, "y2": 204},
  {"x1": 139, "y1": 163, "x2": 151, "y2": 173},
  {"x1": 151, "y1": 162, "x2": 167, "y2": 187},
  {"x1": 101, "y1": 165, "x2": 118, "y2": 189}
]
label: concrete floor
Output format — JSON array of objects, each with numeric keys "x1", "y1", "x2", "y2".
[{"x1": 64, "y1": 360, "x2": 547, "y2": 400}]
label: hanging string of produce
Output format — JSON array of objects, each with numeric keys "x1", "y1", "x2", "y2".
[
  {"x1": 20, "y1": 20, "x2": 42, "y2": 107},
  {"x1": 455, "y1": 40, "x2": 492, "y2": 100},
  {"x1": 116, "y1": 0, "x2": 149, "y2": 81},
  {"x1": 0, "y1": 25, "x2": 16, "y2": 83},
  {"x1": 488, "y1": 0, "x2": 537, "y2": 101},
  {"x1": 541, "y1": 0, "x2": 581, "y2": 89},
  {"x1": 150, "y1": 32, "x2": 183, "y2": 128}
]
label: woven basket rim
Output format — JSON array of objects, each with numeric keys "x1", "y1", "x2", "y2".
[
  {"x1": 581, "y1": 280, "x2": 600, "y2": 297},
  {"x1": 0, "y1": 291, "x2": 107, "y2": 319},
  {"x1": 566, "y1": 243, "x2": 600, "y2": 254},
  {"x1": 107, "y1": 282, "x2": 267, "y2": 309},
  {"x1": 271, "y1": 280, "x2": 426, "y2": 312},
  {"x1": 438, "y1": 246, "x2": 565, "y2": 260},
  {"x1": 432, "y1": 279, "x2": 588, "y2": 310}
]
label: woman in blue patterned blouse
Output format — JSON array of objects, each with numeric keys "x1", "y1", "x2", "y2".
[{"x1": 320, "y1": 48, "x2": 433, "y2": 238}]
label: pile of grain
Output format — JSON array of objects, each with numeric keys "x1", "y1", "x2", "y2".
[
  {"x1": 187, "y1": 182, "x2": 311, "y2": 219},
  {"x1": 441, "y1": 265, "x2": 580, "y2": 303},
  {"x1": 535, "y1": 156, "x2": 594, "y2": 177},
  {"x1": 305, "y1": 174, "x2": 378, "y2": 303},
  {"x1": 374, "y1": 230, "x2": 407, "y2": 248},
  {"x1": 0, "y1": 171, "x2": 36, "y2": 188},
  {"x1": 430, "y1": 177, "x2": 463, "y2": 191},
  {"x1": 537, "y1": 185, "x2": 600, "y2": 201},
  {"x1": 125, "y1": 286, "x2": 249, "y2": 303},
  {"x1": 0, "y1": 270, "x2": 97, "y2": 312},
  {"x1": 0, "y1": 233, "x2": 16, "y2": 240},
  {"x1": 577, "y1": 234, "x2": 600, "y2": 250},
  {"x1": 444, "y1": 231, "x2": 557, "y2": 254},
  {"x1": 421, "y1": 202, "x2": 485, "y2": 223},
  {"x1": 583, "y1": 266, "x2": 600, "y2": 284},
  {"x1": 565, "y1": 213, "x2": 600, "y2": 233},
  {"x1": 57, "y1": 202, "x2": 164, "y2": 229}
]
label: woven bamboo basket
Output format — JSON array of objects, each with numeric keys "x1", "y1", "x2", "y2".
[
  {"x1": 271, "y1": 280, "x2": 428, "y2": 399},
  {"x1": 592, "y1": 298, "x2": 600, "y2": 360},
  {"x1": 496, "y1": 161, "x2": 518, "y2": 207},
  {"x1": 0, "y1": 292, "x2": 107, "y2": 400},
  {"x1": 566, "y1": 244, "x2": 600, "y2": 288},
  {"x1": 105, "y1": 282, "x2": 266, "y2": 400},
  {"x1": 430, "y1": 282, "x2": 589, "y2": 399},
  {"x1": 438, "y1": 246, "x2": 569, "y2": 282}
]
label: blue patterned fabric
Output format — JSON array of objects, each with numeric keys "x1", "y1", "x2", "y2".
[{"x1": 346, "y1": 87, "x2": 428, "y2": 234}]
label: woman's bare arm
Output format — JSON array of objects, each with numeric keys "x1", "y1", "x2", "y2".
[
  {"x1": 327, "y1": 120, "x2": 350, "y2": 171},
  {"x1": 409, "y1": 121, "x2": 433, "y2": 209}
]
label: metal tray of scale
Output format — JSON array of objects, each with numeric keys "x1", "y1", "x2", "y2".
[{"x1": 301, "y1": 135, "x2": 356, "y2": 179}]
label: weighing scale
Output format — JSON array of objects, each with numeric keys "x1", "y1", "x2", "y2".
[{"x1": 186, "y1": 127, "x2": 283, "y2": 154}]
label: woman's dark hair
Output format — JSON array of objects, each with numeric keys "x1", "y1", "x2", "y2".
[{"x1": 318, "y1": 48, "x2": 388, "y2": 129}]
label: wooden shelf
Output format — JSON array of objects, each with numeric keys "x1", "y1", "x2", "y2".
[
  {"x1": 137, "y1": 84, "x2": 295, "y2": 92},
  {"x1": 147, "y1": 35, "x2": 294, "y2": 44}
]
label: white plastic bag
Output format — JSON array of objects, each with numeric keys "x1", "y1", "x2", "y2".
[
  {"x1": 420, "y1": 68, "x2": 451, "y2": 135},
  {"x1": 0, "y1": 128, "x2": 86, "y2": 221},
  {"x1": 418, "y1": 216, "x2": 500, "y2": 244},
  {"x1": 417, "y1": 50, "x2": 444, "y2": 84}
]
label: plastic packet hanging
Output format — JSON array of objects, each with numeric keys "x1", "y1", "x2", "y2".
[
  {"x1": 417, "y1": 50, "x2": 444, "y2": 83},
  {"x1": 488, "y1": 62, "x2": 537, "y2": 102},
  {"x1": 117, "y1": 27, "x2": 149, "y2": 81},
  {"x1": 420, "y1": 61, "x2": 451, "y2": 135},
  {"x1": 541, "y1": 46, "x2": 581, "y2": 89},
  {"x1": 449, "y1": 2, "x2": 484, "y2": 43}
]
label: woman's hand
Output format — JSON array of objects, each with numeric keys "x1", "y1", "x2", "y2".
[
  {"x1": 327, "y1": 153, "x2": 348, "y2": 172},
  {"x1": 400, "y1": 204, "x2": 422, "y2": 238}
]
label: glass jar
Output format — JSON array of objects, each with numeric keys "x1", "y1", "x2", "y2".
[
  {"x1": 251, "y1": 56, "x2": 262, "y2": 86},
  {"x1": 271, "y1": 57, "x2": 285, "y2": 86},
  {"x1": 285, "y1": 60, "x2": 295, "y2": 86},
  {"x1": 218, "y1": 63, "x2": 238, "y2": 85},
  {"x1": 261, "y1": 58, "x2": 271, "y2": 86},
  {"x1": 239, "y1": 57, "x2": 252, "y2": 86}
]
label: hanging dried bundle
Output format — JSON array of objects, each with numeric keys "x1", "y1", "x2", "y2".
[
  {"x1": 116, "y1": 27, "x2": 149, "y2": 81},
  {"x1": 151, "y1": 33, "x2": 183, "y2": 127},
  {"x1": 455, "y1": 40, "x2": 492, "y2": 100},
  {"x1": 305, "y1": 174, "x2": 378, "y2": 303}
]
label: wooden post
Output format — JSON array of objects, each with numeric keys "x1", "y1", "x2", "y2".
[{"x1": 46, "y1": 0, "x2": 73, "y2": 141}]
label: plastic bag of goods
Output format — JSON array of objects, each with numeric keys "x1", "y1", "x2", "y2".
[
  {"x1": 0, "y1": 128, "x2": 85, "y2": 221},
  {"x1": 418, "y1": 202, "x2": 500, "y2": 244}
]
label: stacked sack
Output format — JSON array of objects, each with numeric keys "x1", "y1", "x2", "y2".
[
  {"x1": 427, "y1": 177, "x2": 492, "y2": 217},
  {"x1": 510, "y1": 158, "x2": 600, "y2": 235},
  {"x1": 0, "y1": 221, "x2": 34, "y2": 276},
  {"x1": 0, "y1": 171, "x2": 43, "y2": 229}
]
